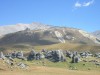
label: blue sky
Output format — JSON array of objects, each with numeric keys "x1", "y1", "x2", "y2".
[{"x1": 0, "y1": 0, "x2": 100, "y2": 32}]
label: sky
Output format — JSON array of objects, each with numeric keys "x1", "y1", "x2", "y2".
[{"x1": 0, "y1": 0, "x2": 100, "y2": 32}]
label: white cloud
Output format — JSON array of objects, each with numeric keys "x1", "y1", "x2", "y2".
[
  {"x1": 75, "y1": 1, "x2": 82, "y2": 8},
  {"x1": 74, "y1": 0, "x2": 94, "y2": 8},
  {"x1": 83, "y1": 0, "x2": 94, "y2": 7}
]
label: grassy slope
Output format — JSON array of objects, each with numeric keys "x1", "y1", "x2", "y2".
[
  {"x1": 0, "y1": 43, "x2": 100, "y2": 75},
  {"x1": 33, "y1": 43, "x2": 100, "y2": 53},
  {"x1": 0, "y1": 43, "x2": 100, "y2": 54},
  {"x1": 0, "y1": 57, "x2": 100, "y2": 75}
]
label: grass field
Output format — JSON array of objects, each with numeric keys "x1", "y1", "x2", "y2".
[
  {"x1": 0, "y1": 56, "x2": 100, "y2": 75},
  {"x1": 0, "y1": 66, "x2": 100, "y2": 75},
  {"x1": 1, "y1": 43, "x2": 100, "y2": 53},
  {"x1": 0, "y1": 43, "x2": 100, "y2": 75}
]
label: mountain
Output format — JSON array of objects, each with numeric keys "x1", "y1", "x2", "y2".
[
  {"x1": 92, "y1": 30, "x2": 100, "y2": 39},
  {"x1": 0, "y1": 22, "x2": 51, "y2": 36},
  {"x1": 0, "y1": 23, "x2": 100, "y2": 46}
]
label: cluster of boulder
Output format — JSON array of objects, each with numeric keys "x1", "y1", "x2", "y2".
[
  {"x1": 95, "y1": 53, "x2": 100, "y2": 58},
  {"x1": 27, "y1": 49, "x2": 66, "y2": 62},
  {"x1": 0, "y1": 49, "x2": 67, "y2": 63},
  {"x1": 80, "y1": 52, "x2": 93, "y2": 58},
  {"x1": 0, "y1": 49, "x2": 100, "y2": 68},
  {"x1": 0, "y1": 51, "x2": 28, "y2": 70},
  {"x1": 43, "y1": 50, "x2": 66, "y2": 62},
  {"x1": 66, "y1": 51, "x2": 81, "y2": 63},
  {"x1": 27, "y1": 49, "x2": 45, "y2": 60}
]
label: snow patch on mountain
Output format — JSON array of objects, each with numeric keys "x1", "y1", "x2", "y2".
[
  {"x1": 63, "y1": 29, "x2": 66, "y2": 35},
  {"x1": 55, "y1": 31, "x2": 65, "y2": 43}
]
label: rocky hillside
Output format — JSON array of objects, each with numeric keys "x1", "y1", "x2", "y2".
[
  {"x1": 0, "y1": 22, "x2": 51, "y2": 36},
  {"x1": 92, "y1": 30, "x2": 100, "y2": 39},
  {"x1": 0, "y1": 24, "x2": 100, "y2": 46}
]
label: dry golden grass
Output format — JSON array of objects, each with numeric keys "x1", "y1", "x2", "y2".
[
  {"x1": 33, "y1": 43, "x2": 100, "y2": 53},
  {"x1": 0, "y1": 59, "x2": 100, "y2": 75},
  {"x1": 0, "y1": 66, "x2": 100, "y2": 75},
  {"x1": 0, "y1": 43, "x2": 100, "y2": 75},
  {"x1": 1, "y1": 43, "x2": 100, "y2": 53}
]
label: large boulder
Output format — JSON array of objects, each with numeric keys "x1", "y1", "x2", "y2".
[
  {"x1": 71, "y1": 52, "x2": 80, "y2": 63},
  {"x1": 52, "y1": 50, "x2": 66, "y2": 62},
  {"x1": 11, "y1": 51, "x2": 17, "y2": 58},
  {"x1": 36, "y1": 52, "x2": 41, "y2": 60},
  {"x1": 0, "y1": 52, "x2": 5, "y2": 59},
  {"x1": 16, "y1": 51, "x2": 24, "y2": 59},
  {"x1": 17, "y1": 62, "x2": 28, "y2": 69},
  {"x1": 27, "y1": 49, "x2": 36, "y2": 60},
  {"x1": 45, "y1": 50, "x2": 66, "y2": 62},
  {"x1": 66, "y1": 51, "x2": 73, "y2": 58}
]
